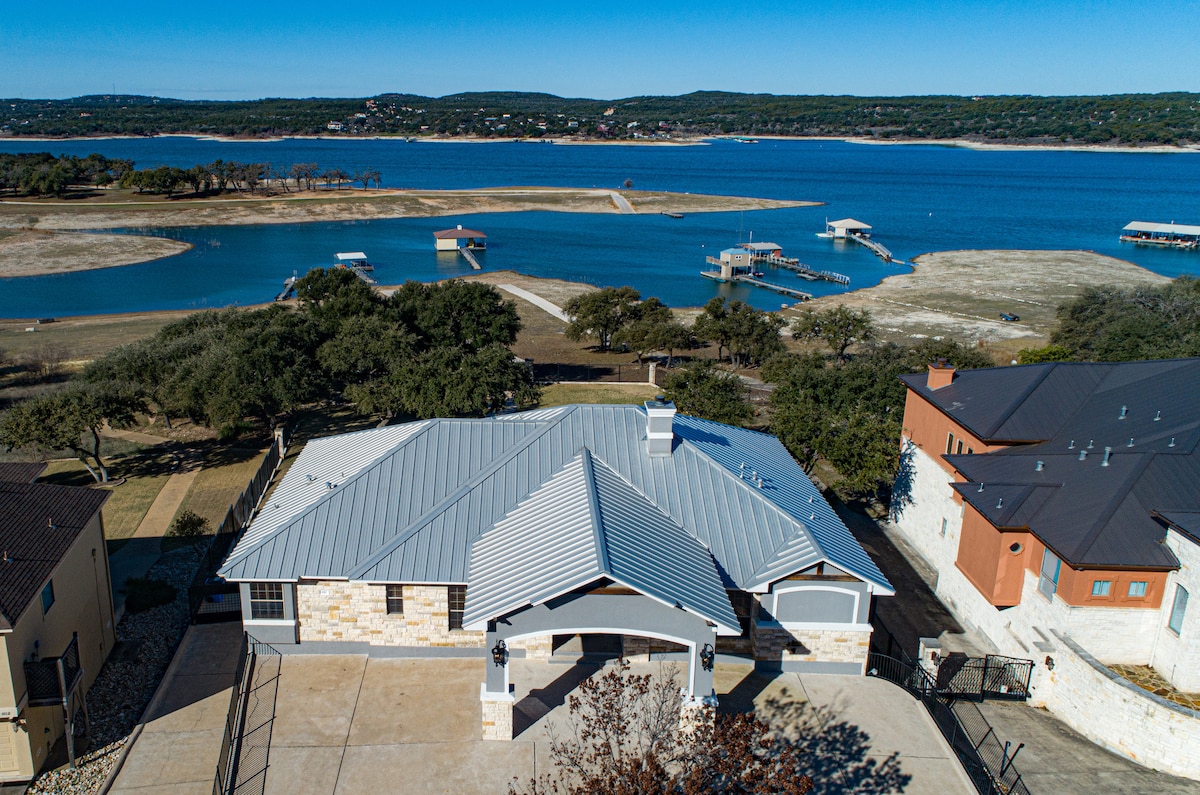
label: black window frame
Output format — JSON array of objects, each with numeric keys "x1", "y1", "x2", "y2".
[
  {"x1": 385, "y1": 585, "x2": 404, "y2": 615},
  {"x1": 447, "y1": 585, "x2": 466, "y2": 630}
]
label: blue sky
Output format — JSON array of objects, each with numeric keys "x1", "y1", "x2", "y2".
[{"x1": 3, "y1": 1, "x2": 1197, "y2": 100}]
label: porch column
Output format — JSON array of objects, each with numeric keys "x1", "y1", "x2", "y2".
[
  {"x1": 481, "y1": 625, "x2": 514, "y2": 741},
  {"x1": 684, "y1": 633, "x2": 718, "y2": 708}
]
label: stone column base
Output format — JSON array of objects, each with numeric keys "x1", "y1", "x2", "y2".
[
  {"x1": 679, "y1": 694, "x2": 718, "y2": 733},
  {"x1": 480, "y1": 684, "x2": 515, "y2": 741}
]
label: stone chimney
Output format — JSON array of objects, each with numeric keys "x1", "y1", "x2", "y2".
[
  {"x1": 927, "y1": 359, "x2": 956, "y2": 390},
  {"x1": 645, "y1": 397, "x2": 676, "y2": 457}
]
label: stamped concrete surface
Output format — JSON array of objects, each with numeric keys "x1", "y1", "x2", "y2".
[
  {"x1": 109, "y1": 622, "x2": 243, "y2": 795},
  {"x1": 259, "y1": 655, "x2": 972, "y2": 795}
]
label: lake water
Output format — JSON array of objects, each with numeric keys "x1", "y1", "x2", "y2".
[{"x1": 1, "y1": 138, "x2": 1199, "y2": 317}]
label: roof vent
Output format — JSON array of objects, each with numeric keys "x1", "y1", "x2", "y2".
[
  {"x1": 1127, "y1": 437, "x2": 1135, "y2": 448},
  {"x1": 1087, "y1": 439, "x2": 1094, "y2": 449},
  {"x1": 1154, "y1": 410, "x2": 1162, "y2": 422},
  {"x1": 1119, "y1": 405, "x2": 1128, "y2": 419},
  {"x1": 1079, "y1": 450, "x2": 1087, "y2": 461},
  {"x1": 1102, "y1": 447, "x2": 1112, "y2": 467},
  {"x1": 978, "y1": 482, "x2": 985, "y2": 492},
  {"x1": 1068, "y1": 440, "x2": 1075, "y2": 450},
  {"x1": 996, "y1": 498, "x2": 1004, "y2": 509},
  {"x1": 1, "y1": 550, "x2": 10, "y2": 564},
  {"x1": 306, "y1": 474, "x2": 315, "y2": 482},
  {"x1": 1169, "y1": 437, "x2": 1176, "y2": 448},
  {"x1": 644, "y1": 398, "x2": 676, "y2": 457},
  {"x1": 1035, "y1": 461, "x2": 1044, "y2": 472},
  {"x1": 47, "y1": 517, "x2": 55, "y2": 529}
]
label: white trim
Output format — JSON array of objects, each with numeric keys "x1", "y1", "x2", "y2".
[
  {"x1": 479, "y1": 683, "x2": 515, "y2": 703},
  {"x1": 768, "y1": 584, "x2": 861, "y2": 623},
  {"x1": 767, "y1": 621, "x2": 873, "y2": 633},
  {"x1": 243, "y1": 618, "x2": 297, "y2": 628}
]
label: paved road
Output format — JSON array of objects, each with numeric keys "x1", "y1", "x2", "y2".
[
  {"x1": 609, "y1": 190, "x2": 635, "y2": 214},
  {"x1": 495, "y1": 284, "x2": 569, "y2": 322}
]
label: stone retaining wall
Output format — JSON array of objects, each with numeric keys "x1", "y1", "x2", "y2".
[{"x1": 754, "y1": 624, "x2": 870, "y2": 672}]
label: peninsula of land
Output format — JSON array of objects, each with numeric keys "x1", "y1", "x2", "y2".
[{"x1": 0, "y1": 187, "x2": 813, "y2": 278}]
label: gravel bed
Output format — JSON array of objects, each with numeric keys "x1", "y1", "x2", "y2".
[{"x1": 26, "y1": 542, "x2": 209, "y2": 794}]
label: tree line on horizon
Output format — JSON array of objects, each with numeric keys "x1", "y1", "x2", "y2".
[
  {"x1": 0, "y1": 151, "x2": 382, "y2": 197},
  {"x1": 3, "y1": 91, "x2": 1198, "y2": 144}
]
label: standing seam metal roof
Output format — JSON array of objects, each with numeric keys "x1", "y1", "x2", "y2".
[{"x1": 219, "y1": 405, "x2": 892, "y2": 596}]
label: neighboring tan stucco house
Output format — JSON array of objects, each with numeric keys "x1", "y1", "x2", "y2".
[
  {"x1": 892, "y1": 358, "x2": 1200, "y2": 779},
  {"x1": 0, "y1": 465, "x2": 115, "y2": 783},
  {"x1": 219, "y1": 402, "x2": 894, "y2": 739}
]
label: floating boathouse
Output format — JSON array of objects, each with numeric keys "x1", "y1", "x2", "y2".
[
  {"x1": 434, "y1": 225, "x2": 488, "y2": 251},
  {"x1": 1121, "y1": 221, "x2": 1200, "y2": 250}
]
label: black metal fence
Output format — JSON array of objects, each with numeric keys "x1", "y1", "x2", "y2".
[
  {"x1": 532, "y1": 362, "x2": 655, "y2": 384},
  {"x1": 189, "y1": 428, "x2": 292, "y2": 623},
  {"x1": 867, "y1": 652, "x2": 1031, "y2": 795},
  {"x1": 936, "y1": 653, "x2": 1033, "y2": 702},
  {"x1": 213, "y1": 633, "x2": 282, "y2": 795}
]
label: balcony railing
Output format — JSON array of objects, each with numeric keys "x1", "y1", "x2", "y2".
[{"x1": 24, "y1": 633, "x2": 84, "y2": 707}]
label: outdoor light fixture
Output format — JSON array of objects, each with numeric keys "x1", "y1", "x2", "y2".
[
  {"x1": 1044, "y1": 656, "x2": 1055, "y2": 671},
  {"x1": 699, "y1": 643, "x2": 715, "y2": 672},
  {"x1": 491, "y1": 639, "x2": 508, "y2": 667}
]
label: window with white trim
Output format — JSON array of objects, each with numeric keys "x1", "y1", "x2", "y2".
[
  {"x1": 946, "y1": 433, "x2": 955, "y2": 455},
  {"x1": 1168, "y1": 585, "x2": 1188, "y2": 635},
  {"x1": 1038, "y1": 549, "x2": 1061, "y2": 600},
  {"x1": 385, "y1": 585, "x2": 404, "y2": 615},
  {"x1": 1091, "y1": 580, "x2": 1111, "y2": 597},
  {"x1": 249, "y1": 583, "x2": 285, "y2": 620},
  {"x1": 41, "y1": 581, "x2": 55, "y2": 615},
  {"x1": 1128, "y1": 581, "x2": 1148, "y2": 598}
]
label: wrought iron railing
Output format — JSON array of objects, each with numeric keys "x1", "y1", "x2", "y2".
[
  {"x1": 213, "y1": 633, "x2": 282, "y2": 795},
  {"x1": 867, "y1": 652, "x2": 1031, "y2": 795}
]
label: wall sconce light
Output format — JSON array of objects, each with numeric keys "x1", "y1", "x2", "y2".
[
  {"x1": 491, "y1": 639, "x2": 508, "y2": 668},
  {"x1": 699, "y1": 643, "x2": 715, "y2": 672},
  {"x1": 1044, "y1": 656, "x2": 1055, "y2": 671},
  {"x1": 930, "y1": 651, "x2": 942, "y2": 665}
]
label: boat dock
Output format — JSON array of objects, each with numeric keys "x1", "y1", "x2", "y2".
[
  {"x1": 760, "y1": 254, "x2": 850, "y2": 285},
  {"x1": 349, "y1": 266, "x2": 377, "y2": 285},
  {"x1": 819, "y1": 218, "x2": 895, "y2": 263},
  {"x1": 275, "y1": 276, "x2": 297, "y2": 302},
  {"x1": 459, "y1": 246, "x2": 483, "y2": 270},
  {"x1": 701, "y1": 269, "x2": 813, "y2": 301},
  {"x1": 661, "y1": 211, "x2": 684, "y2": 219},
  {"x1": 1121, "y1": 221, "x2": 1200, "y2": 250}
]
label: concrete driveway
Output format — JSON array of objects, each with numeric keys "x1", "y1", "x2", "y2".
[{"x1": 259, "y1": 655, "x2": 972, "y2": 795}]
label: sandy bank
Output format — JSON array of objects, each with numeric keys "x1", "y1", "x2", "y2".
[
  {"x1": 0, "y1": 187, "x2": 813, "y2": 233},
  {"x1": 801, "y1": 249, "x2": 1170, "y2": 356},
  {"x1": 0, "y1": 230, "x2": 191, "y2": 279}
]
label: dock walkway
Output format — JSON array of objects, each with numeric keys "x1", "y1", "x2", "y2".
[
  {"x1": 849, "y1": 233, "x2": 894, "y2": 263},
  {"x1": 762, "y1": 255, "x2": 851, "y2": 285},
  {"x1": 350, "y1": 265, "x2": 377, "y2": 285},
  {"x1": 459, "y1": 246, "x2": 483, "y2": 270},
  {"x1": 701, "y1": 270, "x2": 813, "y2": 301}
]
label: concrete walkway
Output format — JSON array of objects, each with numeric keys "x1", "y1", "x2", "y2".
[
  {"x1": 257, "y1": 656, "x2": 971, "y2": 795},
  {"x1": 609, "y1": 190, "x2": 635, "y2": 214},
  {"x1": 109, "y1": 623, "x2": 243, "y2": 795},
  {"x1": 495, "y1": 284, "x2": 570, "y2": 322}
]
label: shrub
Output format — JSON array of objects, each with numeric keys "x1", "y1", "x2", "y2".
[
  {"x1": 123, "y1": 577, "x2": 177, "y2": 613},
  {"x1": 168, "y1": 509, "x2": 209, "y2": 542}
]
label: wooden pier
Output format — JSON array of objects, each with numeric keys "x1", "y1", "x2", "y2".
[
  {"x1": 847, "y1": 233, "x2": 894, "y2": 263},
  {"x1": 275, "y1": 276, "x2": 297, "y2": 302},
  {"x1": 349, "y1": 266, "x2": 377, "y2": 285},
  {"x1": 701, "y1": 270, "x2": 812, "y2": 301},
  {"x1": 458, "y1": 246, "x2": 483, "y2": 270},
  {"x1": 761, "y1": 255, "x2": 850, "y2": 285}
]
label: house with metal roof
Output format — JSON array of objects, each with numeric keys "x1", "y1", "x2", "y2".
[
  {"x1": 0, "y1": 468, "x2": 115, "y2": 783},
  {"x1": 892, "y1": 358, "x2": 1200, "y2": 777},
  {"x1": 433, "y1": 224, "x2": 487, "y2": 251},
  {"x1": 219, "y1": 401, "x2": 892, "y2": 740}
]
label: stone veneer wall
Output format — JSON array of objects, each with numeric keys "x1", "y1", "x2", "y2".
[
  {"x1": 1042, "y1": 633, "x2": 1200, "y2": 781},
  {"x1": 754, "y1": 625, "x2": 870, "y2": 672},
  {"x1": 296, "y1": 581, "x2": 483, "y2": 648},
  {"x1": 1150, "y1": 530, "x2": 1200, "y2": 692},
  {"x1": 481, "y1": 694, "x2": 514, "y2": 741}
]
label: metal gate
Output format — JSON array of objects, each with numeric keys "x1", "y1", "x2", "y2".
[{"x1": 936, "y1": 653, "x2": 1032, "y2": 702}]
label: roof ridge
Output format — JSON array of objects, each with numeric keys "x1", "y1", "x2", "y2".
[
  {"x1": 220, "y1": 420, "x2": 439, "y2": 571},
  {"x1": 982, "y1": 363, "x2": 1059, "y2": 438},
  {"x1": 579, "y1": 450, "x2": 609, "y2": 576},
  {"x1": 346, "y1": 407, "x2": 578, "y2": 579}
]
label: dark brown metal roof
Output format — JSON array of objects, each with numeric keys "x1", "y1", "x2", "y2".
[
  {"x1": 0, "y1": 482, "x2": 108, "y2": 630},
  {"x1": 0, "y1": 462, "x2": 48, "y2": 483},
  {"x1": 917, "y1": 358, "x2": 1200, "y2": 570},
  {"x1": 433, "y1": 228, "x2": 486, "y2": 239}
]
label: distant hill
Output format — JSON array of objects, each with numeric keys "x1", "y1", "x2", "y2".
[{"x1": 2, "y1": 91, "x2": 1198, "y2": 145}]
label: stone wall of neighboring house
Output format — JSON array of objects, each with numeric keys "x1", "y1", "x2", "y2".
[
  {"x1": 295, "y1": 582, "x2": 483, "y2": 648},
  {"x1": 1150, "y1": 530, "x2": 1200, "y2": 692},
  {"x1": 1041, "y1": 633, "x2": 1200, "y2": 781},
  {"x1": 890, "y1": 441, "x2": 967, "y2": 578}
]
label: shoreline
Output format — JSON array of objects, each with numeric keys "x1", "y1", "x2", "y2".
[{"x1": 3, "y1": 132, "x2": 1198, "y2": 154}]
